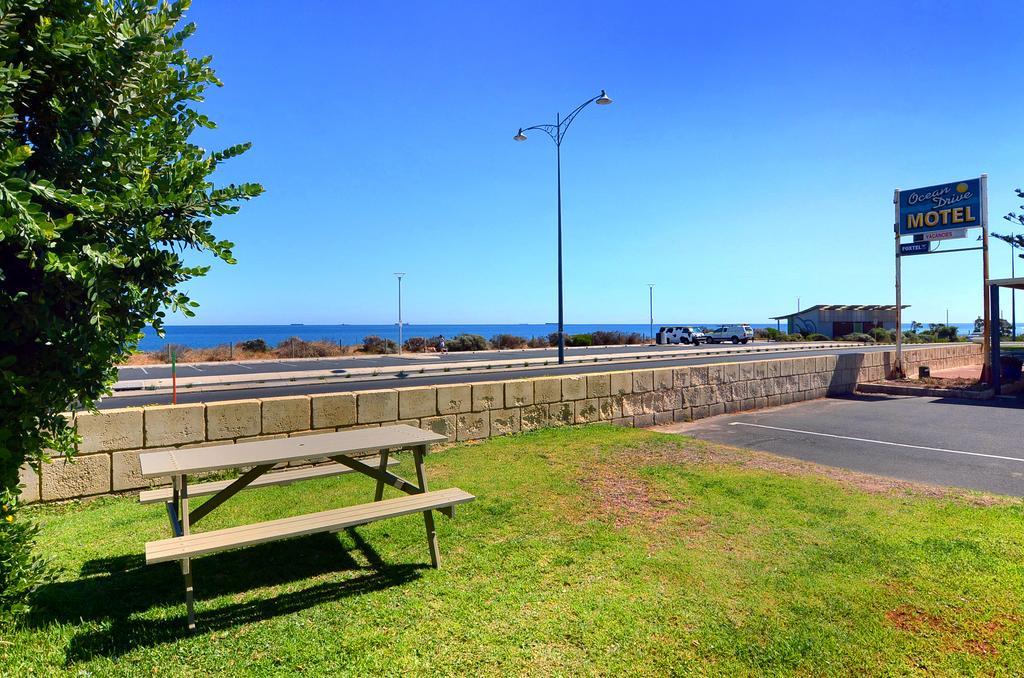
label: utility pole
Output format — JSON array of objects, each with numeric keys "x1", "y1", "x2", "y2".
[
  {"x1": 395, "y1": 273, "x2": 405, "y2": 356},
  {"x1": 648, "y1": 284, "x2": 655, "y2": 343}
]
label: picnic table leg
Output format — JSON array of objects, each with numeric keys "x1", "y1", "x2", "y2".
[
  {"x1": 412, "y1": 445, "x2": 440, "y2": 568},
  {"x1": 374, "y1": 450, "x2": 390, "y2": 501},
  {"x1": 180, "y1": 474, "x2": 196, "y2": 631}
]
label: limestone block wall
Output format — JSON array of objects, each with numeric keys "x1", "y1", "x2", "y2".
[{"x1": 21, "y1": 343, "x2": 980, "y2": 503}]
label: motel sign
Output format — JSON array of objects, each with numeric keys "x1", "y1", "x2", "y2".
[{"x1": 898, "y1": 177, "x2": 983, "y2": 236}]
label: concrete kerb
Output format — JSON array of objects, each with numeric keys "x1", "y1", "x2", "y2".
[{"x1": 32, "y1": 343, "x2": 980, "y2": 503}]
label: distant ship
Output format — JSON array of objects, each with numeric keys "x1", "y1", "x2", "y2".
[{"x1": 289, "y1": 323, "x2": 304, "y2": 326}]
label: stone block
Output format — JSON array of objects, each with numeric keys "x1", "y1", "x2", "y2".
[
  {"x1": 654, "y1": 411, "x2": 674, "y2": 425},
  {"x1": 621, "y1": 393, "x2": 645, "y2": 417},
  {"x1": 706, "y1": 365, "x2": 724, "y2": 385},
  {"x1": 261, "y1": 396, "x2": 311, "y2": 434},
  {"x1": 534, "y1": 377, "x2": 562, "y2": 404},
  {"x1": 691, "y1": 405, "x2": 710, "y2": 420},
  {"x1": 437, "y1": 385, "x2": 472, "y2": 414},
  {"x1": 739, "y1": 362, "x2": 755, "y2": 381},
  {"x1": 357, "y1": 390, "x2": 399, "y2": 423},
  {"x1": 766, "y1": 360, "x2": 782, "y2": 378},
  {"x1": 311, "y1": 393, "x2": 357, "y2": 429},
  {"x1": 206, "y1": 399, "x2": 261, "y2": 440},
  {"x1": 653, "y1": 368, "x2": 674, "y2": 390},
  {"x1": 42, "y1": 453, "x2": 111, "y2": 500},
  {"x1": 599, "y1": 396, "x2": 622, "y2": 420},
  {"x1": 689, "y1": 366, "x2": 710, "y2": 386},
  {"x1": 634, "y1": 414, "x2": 656, "y2": 428},
  {"x1": 550, "y1": 402, "x2": 574, "y2": 426},
  {"x1": 673, "y1": 408, "x2": 692, "y2": 423},
  {"x1": 145, "y1": 404, "x2": 205, "y2": 447},
  {"x1": 612, "y1": 417, "x2": 635, "y2": 427},
  {"x1": 655, "y1": 390, "x2": 681, "y2": 412},
  {"x1": 76, "y1": 407, "x2": 143, "y2": 454},
  {"x1": 472, "y1": 382, "x2": 504, "y2": 411},
  {"x1": 723, "y1": 362, "x2": 741, "y2": 383},
  {"x1": 632, "y1": 370, "x2": 654, "y2": 392},
  {"x1": 421, "y1": 415, "x2": 457, "y2": 442},
  {"x1": 505, "y1": 380, "x2": 535, "y2": 407},
  {"x1": 561, "y1": 375, "x2": 587, "y2": 400},
  {"x1": 398, "y1": 387, "x2": 438, "y2": 419},
  {"x1": 112, "y1": 449, "x2": 148, "y2": 491},
  {"x1": 709, "y1": 402, "x2": 725, "y2": 417},
  {"x1": 575, "y1": 398, "x2": 600, "y2": 424},
  {"x1": 610, "y1": 372, "x2": 633, "y2": 396},
  {"x1": 521, "y1": 404, "x2": 550, "y2": 431},
  {"x1": 587, "y1": 374, "x2": 611, "y2": 398},
  {"x1": 490, "y1": 408, "x2": 521, "y2": 436},
  {"x1": 456, "y1": 412, "x2": 489, "y2": 440},
  {"x1": 19, "y1": 464, "x2": 40, "y2": 503},
  {"x1": 673, "y1": 368, "x2": 691, "y2": 389}
]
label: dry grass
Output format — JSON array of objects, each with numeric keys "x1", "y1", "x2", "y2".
[{"x1": 123, "y1": 339, "x2": 359, "y2": 365}]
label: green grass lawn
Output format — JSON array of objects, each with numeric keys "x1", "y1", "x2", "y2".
[{"x1": 5, "y1": 425, "x2": 1024, "y2": 675}]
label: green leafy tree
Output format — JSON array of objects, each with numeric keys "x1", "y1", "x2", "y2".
[{"x1": 0, "y1": 0, "x2": 261, "y2": 615}]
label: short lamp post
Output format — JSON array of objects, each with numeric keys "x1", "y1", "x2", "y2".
[
  {"x1": 395, "y1": 272, "x2": 405, "y2": 356},
  {"x1": 514, "y1": 89, "x2": 613, "y2": 364}
]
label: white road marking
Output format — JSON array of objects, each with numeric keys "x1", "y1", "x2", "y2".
[
  {"x1": 138, "y1": 367, "x2": 148, "y2": 375},
  {"x1": 234, "y1": 362, "x2": 253, "y2": 369},
  {"x1": 728, "y1": 422, "x2": 1024, "y2": 464},
  {"x1": 278, "y1": 361, "x2": 297, "y2": 367}
]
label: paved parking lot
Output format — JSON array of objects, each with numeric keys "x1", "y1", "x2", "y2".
[{"x1": 664, "y1": 393, "x2": 1024, "y2": 496}]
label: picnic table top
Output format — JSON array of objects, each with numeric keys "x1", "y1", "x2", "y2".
[{"x1": 139, "y1": 424, "x2": 447, "y2": 479}]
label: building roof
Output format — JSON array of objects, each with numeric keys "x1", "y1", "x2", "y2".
[
  {"x1": 989, "y1": 277, "x2": 1024, "y2": 291},
  {"x1": 770, "y1": 304, "x2": 910, "y2": 320}
]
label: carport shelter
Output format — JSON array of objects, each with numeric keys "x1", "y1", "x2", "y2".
[{"x1": 987, "y1": 277, "x2": 1024, "y2": 392}]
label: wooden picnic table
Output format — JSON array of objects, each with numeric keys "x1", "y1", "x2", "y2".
[{"x1": 138, "y1": 424, "x2": 474, "y2": 630}]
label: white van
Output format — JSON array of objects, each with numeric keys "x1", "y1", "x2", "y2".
[
  {"x1": 705, "y1": 324, "x2": 755, "y2": 344},
  {"x1": 656, "y1": 326, "x2": 705, "y2": 345}
]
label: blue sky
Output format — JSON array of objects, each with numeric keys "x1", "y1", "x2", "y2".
[{"x1": 179, "y1": 0, "x2": 1024, "y2": 326}]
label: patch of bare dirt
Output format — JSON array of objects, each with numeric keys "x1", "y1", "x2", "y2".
[
  {"x1": 578, "y1": 463, "x2": 685, "y2": 528},
  {"x1": 885, "y1": 605, "x2": 1018, "y2": 657},
  {"x1": 882, "y1": 377, "x2": 989, "y2": 391}
]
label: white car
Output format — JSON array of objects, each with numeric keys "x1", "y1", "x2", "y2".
[
  {"x1": 967, "y1": 331, "x2": 984, "y2": 343},
  {"x1": 656, "y1": 326, "x2": 705, "y2": 345},
  {"x1": 705, "y1": 324, "x2": 755, "y2": 344}
]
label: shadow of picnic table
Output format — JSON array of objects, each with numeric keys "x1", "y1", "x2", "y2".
[{"x1": 28, "y1": 529, "x2": 425, "y2": 663}]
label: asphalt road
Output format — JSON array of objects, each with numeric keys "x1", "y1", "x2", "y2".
[
  {"x1": 117, "y1": 342, "x2": 776, "y2": 381},
  {"x1": 674, "y1": 394, "x2": 1024, "y2": 496},
  {"x1": 102, "y1": 344, "x2": 899, "y2": 409}
]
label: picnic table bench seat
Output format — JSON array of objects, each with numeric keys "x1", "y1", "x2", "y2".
[
  {"x1": 146, "y1": 487, "x2": 474, "y2": 564},
  {"x1": 138, "y1": 456, "x2": 398, "y2": 504}
]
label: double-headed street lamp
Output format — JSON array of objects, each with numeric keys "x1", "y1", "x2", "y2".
[
  {"x1": 514, "y1": 89, "x2": 613, "y2": 364},
  {"x1": 395, "y1": 273, "x2": 405, "y2": 356}
]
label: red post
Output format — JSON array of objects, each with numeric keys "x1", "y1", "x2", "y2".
[{"x1": 171, "y1": 350, "x2": 177, "y2": 405}]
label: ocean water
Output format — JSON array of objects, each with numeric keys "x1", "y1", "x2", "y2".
[{"x1": 135, "y1": 322, "x2": 998, "y2": 351}]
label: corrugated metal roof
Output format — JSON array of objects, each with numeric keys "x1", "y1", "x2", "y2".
[{"x1": 770, "y1": 304, "x2": 909, "y2": 320}]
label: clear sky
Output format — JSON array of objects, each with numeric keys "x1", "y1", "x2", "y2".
[{"x1": 178, "y1": 0, "x2": 1024, "y2": 326}]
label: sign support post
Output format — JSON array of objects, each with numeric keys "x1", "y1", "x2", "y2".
[
  {"x1": 893, "y1": 189, "x2": 904, "y2": 378},
  {"x1": 981, "y1": 173, "x2": 991, "y2": 382}
]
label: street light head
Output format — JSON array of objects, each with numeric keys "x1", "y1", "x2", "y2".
[
  {"x1": 595, "y1": 90, "x2": 613, "y2": 105},
  {"x1": 513, "y1": 129, "x2": 527, "y2": 141}
]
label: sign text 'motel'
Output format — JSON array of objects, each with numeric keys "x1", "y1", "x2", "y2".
[{"x1": 898, "y1": 178, "x2": 983, "y2": 236}]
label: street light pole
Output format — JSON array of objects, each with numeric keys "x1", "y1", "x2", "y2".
[
  {"x1": 395, "y1": 273, "x2": 405, "y2": 356},
  {"x1": 648, "y1": 284, "x2": 655, "y2": 343},
  {"x1": 515, "y1": 89, "x2": 613, "y2": 364}
]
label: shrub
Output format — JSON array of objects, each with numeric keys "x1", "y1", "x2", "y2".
[
  {"x1": 567, "y1": 333, "x2": 594, "y2": 347},
  {"x1": 447, "y1": 334, "x2": 489, "y2": 352},
  {"x1": 935, "y1": 324, "x2": 960, "y2": 341},
  {"x1": 490, "y1": 334, "x2": 528, "y2": 350},
  {"x1": 361, "y1": 335, "x2": 397, "y2": 354},
  {"x1": 805, "y1": 333, "x2": 830, "y2": 342},
  {"x1": 274, "y1": 337, "x2": 340, "y2": 358},
  {"x1": 547, "y1": 332, "x2": 562, "y2": 347},
  {"x1": 841, "y1": 333, "x2": 875, "y2": 343},
  {"x1": 0, "y1": 501, "x2": 50, "y2": 618},
  {"x1": 240, "y1": 338, "x2": 269, "y2": 353},
  {"x1": 869, "y1": 327, "x2": 895, "y2": 342},
  {"x1": 778, "y1": 333, "x2": 803, "y2": 341},
  {"x1": 403, "y1": 337, "x2": 429, "y2": 353},
  {"x1": 0, "y1": 1, "x2": 261, "y2": 617},
  {"x1": 527, "y1": 336, "x2": 549, "y2": 348},
  {"x1": 755, "y1": 327, "x2": 780, "y2": 340}
]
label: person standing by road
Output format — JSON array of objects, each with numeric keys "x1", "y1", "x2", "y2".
[{"x1": 438, "y1": 335, "x2": 447, "y2": 355}]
